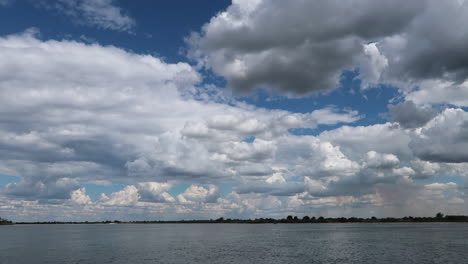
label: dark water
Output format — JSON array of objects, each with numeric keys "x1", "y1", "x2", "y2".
[{"x1": 1, "y1": 223, "x2": 467, "y2": 264}]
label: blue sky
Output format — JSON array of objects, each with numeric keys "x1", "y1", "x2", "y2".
[
  {"x1": 0, "y1": 0, "x2": 467, "y2": 221},
  {"x1": 0, "y1": 1, "x2": 230, "y2": 60}
]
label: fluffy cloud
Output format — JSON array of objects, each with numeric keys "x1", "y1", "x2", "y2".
[
  {"x1": 0, "y1": 30, "x2": 359, "y2": 202},
  {"x1": 177, "y1": 185, "x2": 219, "y2": 204},
  {"x1": 410, "y1": 108, "x2": 468, "y2": 163},
  {"x1": 70, "y1": 188, "x2": 92, "y2": 205},
  {"x1": 319, "y1": 123, "x2": 412, "y2": 161},
  {"x1": 406, "y1": 79, "x2": 468, "y2": 107},
  {"x1": 137, "y1": 182, "x2": 175, "y2": 203},
  {"x1": 365, "y1": 1, "x2": 468, "y2": 108},
  {"x1": 377, "y1": 0, "x2": 468, "y2": 84},
  {"x1": 5, "y1": 177, "x2": 80, "y2": 202},
  {"x1": 188, "y1": 0, "x2": 423, "y2": 94},
  {"x1": 100, "y1": 185, "x2": 140, "y2": 206},
  {"x1": 1, "y1": 27, "x2": 467, "y2": 220},
  {"x1": 359, "y1": 43, "x2": 389, "y2": 88},
  {"x1": 189, "y1": 0, "x2": 468, "y2": 113},
  {"x1": 364, "y1": 151, "x2": 399, "y2": 169}
]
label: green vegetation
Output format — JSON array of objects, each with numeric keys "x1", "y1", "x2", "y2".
[
  {"x1": 0, "y1": 217, "x2": 13, "y2": 225},
  {"x1": 12, "y1": 213, "x2": 468, "y2": 225}
]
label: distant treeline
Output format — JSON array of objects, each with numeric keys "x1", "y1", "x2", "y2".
[
  {"x1": 0, "y1": 217, "x2": 13, "y2": 225},
  {"x1": 9, "y1": 213, "x2": 468, "y2": 225}
]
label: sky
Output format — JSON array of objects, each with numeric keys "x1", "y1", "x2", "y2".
[{"x1": 0, "y1": 0, "x2": 468, "y2": 222}]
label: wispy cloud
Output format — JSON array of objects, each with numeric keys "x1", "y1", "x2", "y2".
[{"x1": 41, "y1": 0, "x2": 135, "y2": 32}]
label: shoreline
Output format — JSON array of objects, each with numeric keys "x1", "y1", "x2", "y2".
[
  {"x1": 5, "y1": 214, "x2": 468, "y2": 225},
  {"x1": 11, "y1": 220, "x2": 468, "y2": 225}
]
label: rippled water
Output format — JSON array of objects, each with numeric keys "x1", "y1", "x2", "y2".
[{"x1": 1, "y1": 223, "x2": 467, "y2": 264}]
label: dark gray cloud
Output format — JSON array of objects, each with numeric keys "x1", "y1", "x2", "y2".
[
  {"x1": 380, "y1": 0, "x2": 468, "y2": 83},
  {"x1": 221, "y1": 38, "x2": 361, "y2": 94},
  {"x1": 412, "y1": 144, "x2": 468, "y2": 163},
  {"x1": 388, "y1": 101, "x2": 437, "y2": 128},
  {"x1": 189, "y1": 0, "x2": 424, "y2": 94},
  {"x1": 191, "y1": 0, "x2": 468, "y2": 101}
]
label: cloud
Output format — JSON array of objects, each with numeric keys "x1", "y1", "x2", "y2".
[
  {"x1": 40, "y1": 0, "x2": 135, "y2": 31},
  {"x1": 87, "y1": 180, "x2": 112, "y2": 186},
  {"x1": 188, "y1": 0, "x2": 423, "y2": 94},
  {"x1": 177, "y1": 185, "x2": 219, "y2": 204},
  {"x1": 0, "y1": 30, "x2": 362, "y2": 204},
  {"x1": 236, "y1": 181, "x2": 306, "y2": 197},
  {"x1": 359, "y1": 43, "x2": 389, "y2": 88},
  {"x1": 365, "y1": 0, "x2": 468, "y2": 108},
  {"x1": 275, "y1": 136, "x2": 361, "y2": 178},
  {"x1": 1, "y1": 28, "x2": 467, "y2": 220},
  {"x1": 409, "y1": 108, "x2": 468, "y2": 163},
  {"x1": 137, "y1": 182, "x2": 175, "y2": 203},
  {"x1": 406, "y1": 79, "x2": 468, "y2": 107},
  {"x1": 319, "y1": 123, "x2": 413, "y2": 161},
  {"x1": 100, "y1": 185, "x2": 140, "y2": 206},
  {"x1": 387, "y1": 101, "x2": 437, "y2": 129},
  {"x1": 422, "y1": 182, "x2": 465, "y2": 207},
  {"x1": 0, "y1": 29, "x2": 200, "y2": 196},
  {"x1": 409, "y1": 160, "x2": 441, "y2": 179},
  {"x1": 5, "y1": 177, "x2": 80, "y2": 202},
  {"x1": 70, "y1": 188, "x2": 92, "y2": 204},
  {"x1": 364, "y1": 151, "x2": 399, "y2": 169},
  {"x1": 66, "y1": 181, "x2": 177, "y2": 207},
  {"x1": 189, "y1": 0, "x2": 468, "y2": 113},
  {"x1": 377, "y1": 0, "x2": 468, "y2": 84}
]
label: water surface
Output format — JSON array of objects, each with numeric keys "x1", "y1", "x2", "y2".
[{"x1": 1, "y1": 223, "x2": 467, "y2": 264}]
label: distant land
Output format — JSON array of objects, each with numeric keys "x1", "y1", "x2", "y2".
[
  {"x1": 0, "y1": 217, "x2": 13, "y2": 225},
  {"x1": 3, "y1": 213, "x2": 468, "y2": 225}
]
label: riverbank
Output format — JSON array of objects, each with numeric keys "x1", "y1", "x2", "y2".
[{"x1": 12, "y1": 215, "x2": 468, "y2": 225}]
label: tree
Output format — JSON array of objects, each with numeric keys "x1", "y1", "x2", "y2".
[
  {"x1": 0, "y1": 217, "x2": 13, "y2": 225},
  {"x1": 436, "y1": 212, "x2": 444, "y2": 219}
]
